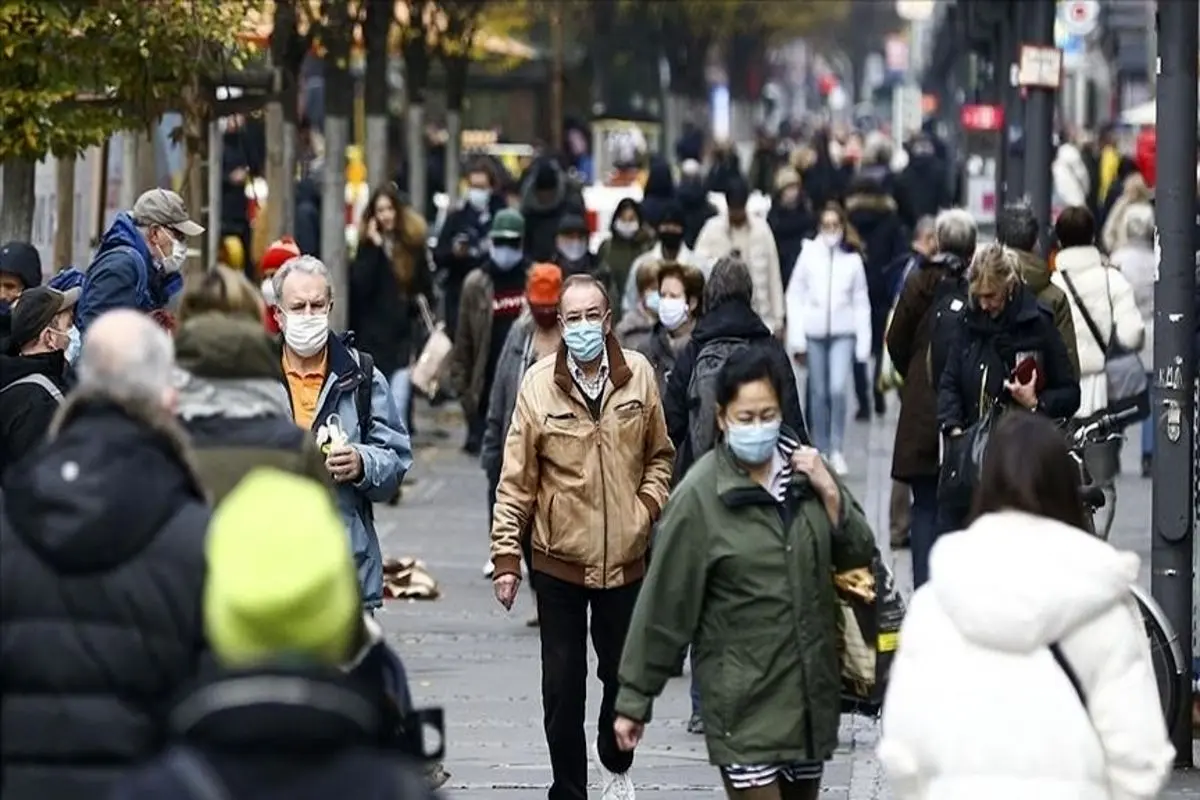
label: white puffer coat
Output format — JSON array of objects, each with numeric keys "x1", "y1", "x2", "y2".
[{"x1": 879, "y1": 511, "x2": 1173, "y2": 800}]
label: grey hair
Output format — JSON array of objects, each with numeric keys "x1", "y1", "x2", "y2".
[
  {"x1": 934, "y1": 208, "x2": 978, "y2": 262},
  {"x1": 1124, "y1": 204, "x2": 1155, "y2": 245},
  {"x1": 77, "y1": 314, "x2": 175, "y2": 403},
  {"x1": 913, "y1": 215, "x2": 937, "y2": 242},
  {"x1": 703, "y1": 255, "x2": 754, "y2": 313},
  {"x1": 271, "y1": 254, "x2": 333, "y2": 303}
]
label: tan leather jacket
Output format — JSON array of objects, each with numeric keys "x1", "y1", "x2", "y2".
[{"x1": 490, "y1": 335, "x2": 675, "y2": 589}]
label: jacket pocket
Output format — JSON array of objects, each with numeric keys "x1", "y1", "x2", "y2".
[
  {"x1": 718, "y1": 647, "x2": 755, "y2": 737},
  {"x1": 541, "y1": 412, "x2": 588, "y2": 468}
]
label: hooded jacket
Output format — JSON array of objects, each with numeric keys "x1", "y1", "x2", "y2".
[
  {"x1": 519, "y1": 159, "x2": 586, "y2": 262},
  {"x1": 639, "y1": 157, "x2": 676, "y2": 229},
  {"x1": 880, "y1": 511, "x2": 1173, "y2": 800},
  {"x1": 0, "y1": 390, "x2": 210, "y2": 799},
  {"x1": 76, "y1": 212, "x2": 183, "y2": 333},
  {"x1": 1013, "y1": 248, "x2": 1080, "y2": 378}
]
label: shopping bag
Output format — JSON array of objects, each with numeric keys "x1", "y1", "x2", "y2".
[
  {"x1": 410, "y1": 295, "x2": 452, "y2": 399},
  {"x1": 937, "y1": 400, "x2": 999, "y2": 507},
  {"x1": 834, "y1": 554, "x2": 905, "y2": 715}
]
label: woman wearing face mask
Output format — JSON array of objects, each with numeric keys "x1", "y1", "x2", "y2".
[
  {"x1": 598, "y1": 198, "x2": 655, "y2": 322},
  {"x1": 785, "y1": 203, "x2": 871, "y2": 476},
  {"x1": 644, "y1": 262, "x2": 705, "y2": 396},
  {"x1": 614, "y1": 350, "x2": 875, "y2": 800},
  {"x1": 766, "y1": 167, "x2": 816, "y2": 289},
  {"x1": 479, "y1": 264, "x2": 563, "y2": 616},
  {"x1": 552, "y1": 214, "x2": 602, "y2": 281},
  {"x1": 615, "y1": 259, "x2": 662, "y2": 354},
  {"x1": 349, "y1": 184, "x2": 432, "y2": 437},
  {"x1": 937, "y1": 243, "x2": 1080, "y2": 534}
]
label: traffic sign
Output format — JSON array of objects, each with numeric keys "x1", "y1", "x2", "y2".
[
  {"x1": 1060, "y1": 0, "x2": 1100, "y2": 38},
  {"x1": 1018, "y1": 45, "x2": 1064, "y2": 90}
]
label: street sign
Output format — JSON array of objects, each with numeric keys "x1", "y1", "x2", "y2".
[
  {"x1": 1059, "y1": 0, "x2": 1101, "y2": 38},
  {"x1": 961, "y1": 104, "x2": 1004, "y2": 131},
  {"x1": 1018, "y1": 45, "x2": 1064, "y2": 90}
]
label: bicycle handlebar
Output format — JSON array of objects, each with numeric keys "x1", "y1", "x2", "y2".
[{"x1": 1069, "y1": 406, "x2": 1142, "y2": 446}]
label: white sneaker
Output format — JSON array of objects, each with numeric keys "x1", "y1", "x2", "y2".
[
  {"x1": 482, "y1": 559, "x2": 494, "y2": 578},
  {"x1": 592, "y1": 741, "x2": 635, "y2": 800},
  {"x1": 829, "y1": 452, "x2": 849, "y2": 476}
]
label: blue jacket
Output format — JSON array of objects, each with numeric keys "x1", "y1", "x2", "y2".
[
  {"x1": 291, "y1": 334, "x2": 411, "y2": 607},
  {"x1": 76, "y1": 213, "x2": 183, "y2": 333}
]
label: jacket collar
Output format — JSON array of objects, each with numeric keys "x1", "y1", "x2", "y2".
[
  {"x1": 48, "y1": 386, "x2": 207, "y2": 498},
  {"x1": 1053, "y1": 245, "x2": 1104, "y2": 274},
  {"x1": 715, "y1": 426, "x2": 809, "y2": 509},
  {"x1": 552, "y1": 332, "x2": 632, "y2": 396},
  {"x1": 169, "y1": 667, "x2": 383, "y2": 752}
]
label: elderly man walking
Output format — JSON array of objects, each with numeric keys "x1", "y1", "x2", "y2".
[
  {"x1": 271, "y1": 254, "x2": 412, "y2": 611},
  {"x1": 0, "y1": 310, "x2": 209, "y2": 799},
  {"x1": 491, "y1": 273, "x2": 675, "y2": 800}
]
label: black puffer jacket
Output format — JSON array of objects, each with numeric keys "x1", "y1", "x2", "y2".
[
  {"x1": 936, "y1": 283, "x2": 1081, "y2": 431},
  {"x1": 663, "y1": 299, "x2": 808, "y2": 478},
  {"x1": 0, "y1": 391, "x2": 209, "y2": 800},
  {"x1": 0, "y1": 350, "x2": 69, "y2": 482}
]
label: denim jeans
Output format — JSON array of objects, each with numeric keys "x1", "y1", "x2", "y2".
[
  {"x1": 389, "y1": 368, "x2": 412, "y2": 431},
  {"x1": 908, "y1": 476, "x2": 940, "y2": 588},
  {"x1": 806, "y1": 335, "x2": 855, "y2": 455}
]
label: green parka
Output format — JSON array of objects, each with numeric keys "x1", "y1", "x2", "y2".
[{"x1": 615, "y1": 439, "x2": 875, "y2": 766}]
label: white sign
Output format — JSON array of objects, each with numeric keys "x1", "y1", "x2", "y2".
[
  {"x1": 1059, "y1": 0, "x2": 1100, "y2": 38},
  {"x1": 1018, "y1": 45, "x2": 1063, "y2": 90}
]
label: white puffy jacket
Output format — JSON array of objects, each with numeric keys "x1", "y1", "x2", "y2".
[
  {"x1": 785, "y1": 238, "x2": 872, "y2": 362},
  {"x1": 1051, "y1": 246, "x2": 1145, "y2": 418},
  {"x1": 879, "y1": 511, "x2": 1173, "y2": 800}
]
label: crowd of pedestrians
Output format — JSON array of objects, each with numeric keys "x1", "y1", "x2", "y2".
[{"x1": 0, "y1": 116, "x2": 1183, "y2": 800}]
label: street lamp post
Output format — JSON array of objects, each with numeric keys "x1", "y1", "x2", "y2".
[
  {"x1": 1151, "y1": 0, "x2": 1197, "y2": 766},
  {"x1": 1021, "y1": 0, "x2": 1056, "y2": 242}
]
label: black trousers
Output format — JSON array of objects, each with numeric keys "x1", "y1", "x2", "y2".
[{"x1": 536, "y1": 572, "x2": 641, "y2": 800}]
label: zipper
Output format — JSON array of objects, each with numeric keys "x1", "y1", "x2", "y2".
[
  {"x1": 978, "y1": 363, "x2": 988, "y2": 418},
  {"x1": 801, "y1": 510, "x2": 818, "y2": 759},
  {"x1": 597, "y1": 418, "x2": 608, "y2": 584}
]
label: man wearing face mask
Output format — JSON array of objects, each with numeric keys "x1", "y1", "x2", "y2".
[
  {"x1": 553, "y1": 214, "x2": 602, "y2": 281},
  {"x1": 0, "y1": 286, "x2": 77, "y2": 480},
  {"x1": 435, "y1": 161, "x2": 502, "y2": 340},
  {"x1": 76, "y1": 189, "x2": 205, "y2": 335},
  {"x1": 450, "y1": 209, "x2": 532, "y2": 456},
  {"x1": 273, "y1": 255, "x2": 413, "y2": 611},
  {"x1": 623, "y1": 204, "x2": 696, "y2": 317},
  {"x1": 491, "y1": 273, "x2": 674, "y2": 800}
]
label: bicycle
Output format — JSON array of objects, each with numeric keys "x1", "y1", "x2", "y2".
[{"x1": 1067, "y1": 407, "x2": 1188, "y2": 732}]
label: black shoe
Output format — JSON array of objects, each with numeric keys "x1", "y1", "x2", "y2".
[
  {"x1": 855, "y1": 408, "x2": 871, "y2": 422},
  {"x1": 687, "y1": 713, "x2": 705, "y2": 734},
  {"x1": 874, "y1": 395, "x2": 886, "y2": 416},
  {"x1": 1141, "y1": 455, "x2": 1152, "y2": 478}
]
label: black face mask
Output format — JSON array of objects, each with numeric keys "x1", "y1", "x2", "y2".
[{"x1": 658, "y1": 231, "x2": 684, "y2": 251}]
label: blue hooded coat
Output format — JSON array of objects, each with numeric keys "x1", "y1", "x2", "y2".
[{"x1": 76, "y1": 213, "x2": 183, "y2": 333}]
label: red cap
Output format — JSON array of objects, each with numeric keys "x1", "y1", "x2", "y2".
[
  {"x1": 260, "y1": 236, "x2": 301, "y2": 278},
  {"x1": 527, "y1": 262, "x2": 563, "y2": 306}
]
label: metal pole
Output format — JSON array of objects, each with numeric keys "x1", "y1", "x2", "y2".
[
  {"x1": 994, "y1": 10, "x2": 1012, "y2": 207},
  {"x1": 1022, "y1": 0, "x2": 1055, "y2": 241},
  {"x1": 1003, "y1": 1, "x2": 1025, "y2": 202},
  {"x1": 1151, "y1": 0, "x2": 1197, "y2": 767}
]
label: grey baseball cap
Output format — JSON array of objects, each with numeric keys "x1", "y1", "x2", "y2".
[{"x1": 131, "y1": 189, "x2": 205, "y2": 237}]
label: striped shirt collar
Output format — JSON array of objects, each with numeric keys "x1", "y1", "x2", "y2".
[
  {"x1": 568, "y1": 349, "x2": 609, "y2": 400},
  {"x1": 767, "y1": 428, "x2": 804, "y2": 502}
]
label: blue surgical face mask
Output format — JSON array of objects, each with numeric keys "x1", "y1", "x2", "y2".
[
  {"x1": 490, "y1": 243, "x2": 523, "y2": 271},
  {"x1": 563, "y1": 320, "x2": 605, "y2": 362},
  {"x1": 644, "y1": 291, "x2": 661, "y2": 314},
  {"x1": 65, "y1": 324, "x2": 82, "y2": 365},
  {"x1": 725, "y1": 419, "x2": 782, "y2": 465},
  {"x1": 467, "y1": 187, "x2": 491, "y2": 211}
]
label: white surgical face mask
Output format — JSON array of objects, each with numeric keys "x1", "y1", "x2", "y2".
[
  {"x1": 558, "y1": 240, "x2": 587, "y2": 262},
  {"x1": 467, "y1": 187, "x2": 490, "y2": 211},
  {"x1": 284, "y1": 312, "x2": 329, "y2": 357},
  {"x1": 614, "y1": 219, "x2": 640, "y2": 239},
  {"x1": 161, "y1": 236, "x2": 188, "y2": 273},
  {"x1": 658, "y1": 296, "x2": 689, "y2": 330},
  {"x1": 820, "y1": 231, "x2": 843, "y2": 249}
]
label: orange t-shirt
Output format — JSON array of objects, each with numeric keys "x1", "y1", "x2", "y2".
[{"x1": 283, "y1": 349, "x2": 328, "y2": 431}]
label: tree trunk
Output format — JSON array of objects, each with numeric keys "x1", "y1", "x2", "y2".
[
  {"x1": 0, "y1": 159, "x2": 36, "y2": 243},
  {"x1": 549, "y1": 2, "x2": 565, "y2": 150},
  {"x1": 324, "y1": 3, "x2": 354, "y2": 332},
  {"x1": 54, "y1": 155, "x2": 77, "y2": 270},
  {"x1": 444, "y1": 54, "x2": 469, "y2": 207},
  {"x1": 206, "y1": 120, "x2": 223, "y2": 269},
  {"x1": 269, "y1": 0, "x2": 301, "y2": 242},
  {"x1": 402, "y1": 6, "x2": 432, "y2": 215},
  {"x1": 265, "y1": 89, "x2": 288, "y2": 243},
  {"x1": 364, "y1": 0, "x2": 392, "y2": 187}
]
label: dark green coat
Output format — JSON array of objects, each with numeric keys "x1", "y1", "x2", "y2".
[{"x1": 615, "y1": 442, "x2": 875, "y2": 766}]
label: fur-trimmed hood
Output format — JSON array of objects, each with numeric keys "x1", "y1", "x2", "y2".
[
  {"x1": 844, "y1": 191, "x2": 897, "y2": 215},
  {"x1": 3, "y1": 387, "x2": 209, "y2": 572}
]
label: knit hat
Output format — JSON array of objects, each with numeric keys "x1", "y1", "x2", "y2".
[
  {"x1": 204, "y1": 469, "x2": 360, "y2": 668},
  {"x1": 259, "y1": 236, "x2": 302, "y2": 279},
  {"x1": 527, "y1": 263, "x2": 563, "y2": 305},
  {"x1": 490, "y1": 208, "x2": 525, "y2": 241}
]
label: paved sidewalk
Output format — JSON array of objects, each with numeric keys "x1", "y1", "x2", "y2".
[{"x1": 376, "y1": 405, "x2": 1199, "y2": 798}]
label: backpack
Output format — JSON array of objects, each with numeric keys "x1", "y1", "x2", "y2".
[
  {"x1": 686, "y1": 337, "x2": 749, "y2": 461},
  {"x1": 926, "y1": 272, "x2": 969, "y2": 388},
  {"x1": 0, "y1": 373, "x2": 64, "y2": 403}
]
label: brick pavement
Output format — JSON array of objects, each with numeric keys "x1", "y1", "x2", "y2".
[{"x1": 375, "y1": 404, "x2": 1200, "y2": 798}]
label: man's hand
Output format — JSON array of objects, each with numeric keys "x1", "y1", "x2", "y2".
[
  {"x1": 493, "y1": 574, "x2": 521, "y2": 610},
  {"x1": 614, "y1": 715, "x2": 644, "y2": 752},
  {"x1": 326, "y1": 445, "x2": 364, "y2": 484},
  {"x1": 1003, "y1": 368, "x2": 1039, "y2": 410}
]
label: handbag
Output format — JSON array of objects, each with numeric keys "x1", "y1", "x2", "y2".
[
  {"x1": 1060, "y1": 270, "x2": 1149, "y2": 422},
  {"x1": 410, "y1": 294, "x2": 453, "y2": 399},
  {"x1": 834, "y1": 554, "x2": 906, "y2": 715},
  {"x1": 938, "y1": 399, "x2": 1000, "y2": 506}
]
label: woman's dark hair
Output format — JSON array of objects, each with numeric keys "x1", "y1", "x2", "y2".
[
  {"x1": 360, "y1": 182, "x2": 423, "y2": 288},
  {"x1": 1054, "y1": 205, "x2": 1096, "y2": 249},
  {"x1": 715, "y1": 349, "x2": 786, "y2": 412},
  {"x1": 970, "y1": 411, "x2": 1089, "y2": 531},
  {"x1": 612, "y1": 197, "x2": 643, "y2": 229}
]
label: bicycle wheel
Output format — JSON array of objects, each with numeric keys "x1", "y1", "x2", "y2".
[{"x1": 1128, "y1": 583, "x2": 1187, "y2": 729}]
